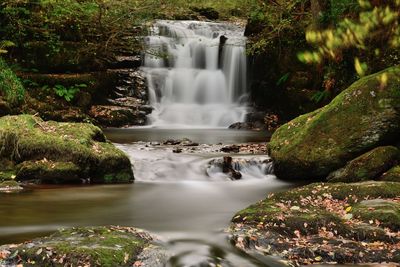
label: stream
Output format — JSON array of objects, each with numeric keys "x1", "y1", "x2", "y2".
[{"x1": 0, "y1": 129, "x2": 296, "y2": 267}]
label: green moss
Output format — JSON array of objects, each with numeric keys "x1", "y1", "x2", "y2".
[
  {"x1": 6, "y1": 226, "x2": 151, "y2": 267},
  {"x1": 0, "y1": 170, "x2": 16, "y2": 181},
  {"x1": 327, "y1": 146, "x2": 400, "y2": 183},
  {"x1": 16, "y1": 160, "x2": 81, "y2": 184},
  {"x1": 268, "y1": 67, "x2": 400, "y2": 180},
  {"x1": 0, "y1": 59, "x2": 25, "y2": 106},
  {"x1": 0, "y1": 115, "x2": 133, "y2": 184},
  {"x1": 353, "y1": 200, "x2": 400, "y2": 230},
  {"x1": 233, "y1": 182, "x2": 400, "y2": 237},
  {"x1": 380, "y1": 165, "x2": 400, "y2": 182}
]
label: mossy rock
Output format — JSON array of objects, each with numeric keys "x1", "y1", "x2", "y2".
[
  {"x1": 0, "y1": 115, "x2": 134, "y2": 184},
  {"x1": 327, "y1": 146, "x2": 400, "y2": 183},
  {"x1": 230, "y1": 182, "x2": 400, "y2": 265},
  {"x1": 16, "y1": 160, "x2": 81, "y2": 184},
  {"x1": 353, "y1": 199, "x2": 400, "y2": 231},
  {"x1": 0, "y1": 180, "x2": 23, "y2": 193},
  {"x1": 380, "y1": 165, "x2": 400, "y2": 182},
  {"x1": 0, "y1": 226, "x2": 167, "y2": 267},
  {"x1": 268, "y1": 67, "x2": 400, "y2": 180}
]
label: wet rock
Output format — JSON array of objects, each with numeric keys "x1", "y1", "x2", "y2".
[
  {"x1": 0, "y1": 180, "x2": 23, "y2": 193},
  {"x1": 207, "y1": 156, "x2": 272, "y2": 179},
  {"x1": 172, "y1": 148, "x2": 183, "y2": 153},
  {"x1": 90, "y1": 105, "x2": 146, "y2": 127},
  {"x1": 221, "y1": 145, "x2": 240, "y2": 153},
  {"x1": 222, "y1": 156, "x2": 242, "y2": 180},
  {"x1": 268, "y1": 67, "x2": 400, "y2": 180},
  {"x1": 327, "y1": 146, "x2": 400, "y2": 183},
  {"x1": 0, "y1": 226, "x2": 168, "y2": 267},
  {"x1": 190, "y1": 7, "x2": 219, "y2": 20},
  {"x1": 109, "y1": 55, "x2": 142, "y2": 69},
  {"x1": 163, "y1": 139, "x2": 181, "y2": 145},
  {"x1": 230, "y1": 181, "x2": 400, "y2": 266},
  {"x1": 108, "y1": 69, "x2": 148, "y2": 101},
  {"x1": 0, "y1": 115, "x2": 133, "y2": 184},
  {"x1": 181, "y1": 139, "x2": 199, "y2": 146}
]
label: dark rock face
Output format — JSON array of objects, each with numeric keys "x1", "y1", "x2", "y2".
[
  {"x1": 190, "y1": 7, "x2": 219, "y2": 20},
  {"x1": 327, "y1": 146, "x2": 400, "y2": 183},
  {"x1": 16, "y1": 61, "x2": 150, "y2": 128},
  {"x1": 89, "y1": 105, "x2": 147, "y2": 127},
  {"x1": 229, "y1": 112, "x2": 280, "y2": 132},
  {"x1": 268, "y1": 67, "x2": 400, "y2": 180},
  {"x1": 0, "y1": 98, "x2": 11, "y2": 116}
]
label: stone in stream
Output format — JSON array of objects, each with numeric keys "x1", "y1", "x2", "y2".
[
  {"x1": 220, "y1": 145, "x2": 240, "y2": 153},
  {"x1": 0, "y1": 115, "x2": 133, "y2": 185},
  {"x1": 268, "y1": 67, "x2": 400, "y2": 180},
  {"x1": 222, "y1": 156, "x2": 242, "y2": 180},
  {"x1": 0, "y1": 226, "x2": 169, "y2": 267},
  {"x1": 229, "y1": 181, "x2": 400, "y2": 266}
]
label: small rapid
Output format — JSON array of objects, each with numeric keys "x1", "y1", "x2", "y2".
[{"x1": 142, "y1": 20, "x2": 248, "y2": 128}]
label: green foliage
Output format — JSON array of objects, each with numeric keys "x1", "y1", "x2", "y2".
[
  {"x1": 276, "y1": 72, "x2": 291, "y2": 86},
  {"x1": 0, "y1": 40, "x2": 14, "y2": 54},
  {"x1": 0, "y1": 59, "x2": 25, "y2": 105},
  {"x1": 310, "y1": 90, "x2": 331, "y2": 103},
  {"x1": 299, "y1": 0, "x2": 400, "y2": 76},
  {"x1": 53, "y1": 84, "x2": 87, "y2": 102},
  {"x1": 245, "y1": 0, "x2": 313, "y2": 55}
]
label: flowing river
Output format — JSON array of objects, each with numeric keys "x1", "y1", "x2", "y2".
[{"x1": 0, "y1": 129, "x2": 297, "y2": 267}]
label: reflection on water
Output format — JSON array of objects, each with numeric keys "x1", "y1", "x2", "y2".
[{"x1": 104, "y1": 128, "x2": 269, "y2": 144}]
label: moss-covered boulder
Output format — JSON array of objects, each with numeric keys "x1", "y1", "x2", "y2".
[
  {"x1": 0, "y1": 226, "x2": 168, "y2": 267},
  {"x1": 0, "y1": 115, "x2": 134, "y2": 184},
  {"x1": 353, "y1": 199, "x2": 400, "y2": 231},
  {"x1": 268, "y1": 67, "x2": 400, "y2": 180},
  {"x1": 380, "y1": 165, "x2": 400, "y2": 182},
  {"x1": 327, "y1": 146, "x2": 400, "y2": 183},
  {"x1": 16, "y1": 160, "x2": 81, "y2": 184},
  {"x1": 230, "y1": 182, "x2": 400, "y2": 265}
]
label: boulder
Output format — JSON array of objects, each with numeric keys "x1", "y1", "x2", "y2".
[
  {"x1": 380, "y1": 165, "x2": 400, "y2": 182},
  {"x1": 230, "y1": 181, "x2": 400, "y2": 265},
  {"x1": 0, "y1": 115, "x2": 134, "y2": 184},
  {"x1": 0, "y1": 226, "x2": 168, "y2": 267},
  {"x1": 268, "y1": 67, "x2": 400, "y2": 180},
  {"x1": 352, "y1": 199, "x2": 400, "y2": 231},
  {"x1": 327, "y1": 146, "x2": 400, "y2": 183},
  {"x1": 16, "y1": 160, "x2": 81, "y2": 184}
]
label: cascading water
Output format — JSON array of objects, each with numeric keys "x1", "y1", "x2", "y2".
[{"x1": 142, "y1": 20, "x2": 248, "y2": 128}]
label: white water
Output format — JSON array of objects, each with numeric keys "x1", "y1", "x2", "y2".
[{"x1": 142, "y1": 20, "x2": 248, "y2": 128}]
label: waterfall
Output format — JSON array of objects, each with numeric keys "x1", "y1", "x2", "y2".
[{"x1": 141, "y1": 20, "x2": 248, "y2": 128}]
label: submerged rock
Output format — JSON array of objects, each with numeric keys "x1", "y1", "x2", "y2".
[
  {"x1": 229, "y1": 182, "x2": 400, "y2": 266},
  {"x1": 327, "y1": 146, "x2": 400, "y2": 183},
  {"x1": 0, "y1": 226, "x2": 168, "y2": 267},
  {"x1": 268, "y1": 67, "x2": 400, "y2": 180},
  {"x1": 0, "y1": 115, "x2": 133, "y2": 184}
]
